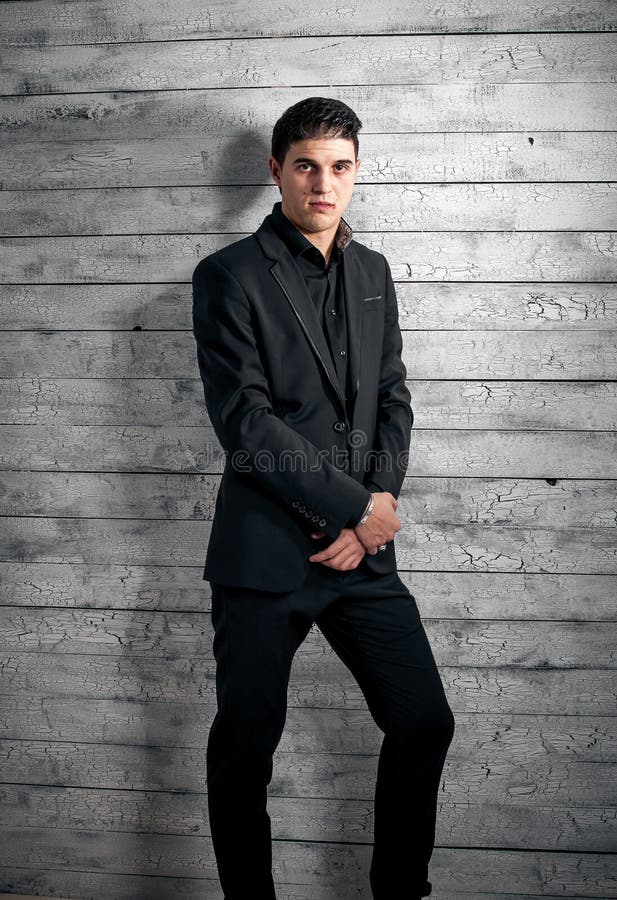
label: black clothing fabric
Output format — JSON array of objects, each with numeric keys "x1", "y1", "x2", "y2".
[
  {"x1": 192, "y1": 205, "x2": 413, "y2": 591},
  {"x1": 207, "y1": 563, "x2": 455, "y2": 899},
  {"x1": 196, "y1": 203, "x2": 453, "y2": 900},
  {"x1": 270, "y1": 200, "x2": 356, "y2": 427}
]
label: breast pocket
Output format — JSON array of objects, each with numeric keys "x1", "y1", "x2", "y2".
[{"x1": 363, "y1": 293, "x2": 383, "y2": 310}]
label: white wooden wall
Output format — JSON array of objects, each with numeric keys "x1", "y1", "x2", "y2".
[{"x1": 1, "y1": 2, "x2": 616, "y2": 898}]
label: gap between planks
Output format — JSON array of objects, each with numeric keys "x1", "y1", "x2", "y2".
[{"x1": 0, "y1": 895, "x2": 71, "y2": 899}]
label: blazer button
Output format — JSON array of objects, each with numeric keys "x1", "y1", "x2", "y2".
[{"x1": 333, "y1": 421, "x2": 347, "y2": 432}]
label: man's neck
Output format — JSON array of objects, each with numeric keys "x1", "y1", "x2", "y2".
[{"x1": 281, "y1": 204, "x2": 338, "y2": 265}]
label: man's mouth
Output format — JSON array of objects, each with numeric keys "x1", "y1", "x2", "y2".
[{"x1": 310, "y1": 202, "x2": 335, "y2": 211}]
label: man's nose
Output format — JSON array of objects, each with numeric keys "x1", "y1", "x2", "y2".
[{"x1": 312, "y1": 169, "x2": 332, "y2": 193}]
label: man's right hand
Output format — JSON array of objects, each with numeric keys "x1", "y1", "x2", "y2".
[{"x1": 353, "y1": 492, "x2": 401, "y2": 555}]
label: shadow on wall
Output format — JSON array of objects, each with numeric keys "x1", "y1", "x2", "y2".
[
  {"x1": 115, "y1": 129, "x2": 276, "y2": 896},
  {"x1": 202, "y1": 128, "x2": 276, "y2": 232}
]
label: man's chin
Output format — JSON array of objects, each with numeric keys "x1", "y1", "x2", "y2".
[{"x1": 303, "y1": 207, "x2": 338, "y2": 228}]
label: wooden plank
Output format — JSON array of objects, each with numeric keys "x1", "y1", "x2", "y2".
[
  {"x1": 0, "y1": 870, "x2": 609, "y2": 900},
  {"x1": 3, "y1": 34, "x2": 617, "y2": 95},
  {"x1": 3, "y1": 328, "x2": 616, "y2": 379},
  {"x1": 1, "y1": 426, "x2": 615, "y2": 478},
  {"x1": 2, "y1": 282, "x2": 616, "y2": 331},
  {"x1": 1, "y1": 563, "x2": 615, "y2": 620},
  {"x1": 2, "y1": 0, "x2": 616, "y2": 46},
  {"x1": 3, "y1": 133, "x2": 617, "y2": 189},
  {"x1": 2, "y1": 514, "x2": 617, "y2": 574},
  {"x1": 2, "y1": 473, "x2": 616, "y2": 528},
  {"x1": 2, "y1": 85, "x2": 616, "y2": 142},
  {"x1": 0, "y1": 875, "x2": 273, "y2": 900},
  {"x1": 1, "y1": 652, "x2": 613, "y2": 712},
  {"x1": 0, "y1": 740, "x2": 615, "y2": 803},
  {"x1": 4, "y1": 183, "x2": 617, "y2": 235},
  {"x1": 2, "y1": 231, "x2": 616, "y2": 283},
  {"x1": 0, "y1": 783, "x2": 614, "y2": 851},
  {"x1": 0, "y1": 606, "x2": 615, "y2": 664},
  {"x1": 3, "y1": 380, "x2": 617, "y2": 430},
  {"x1": 0, "y1": 701, "x2": 614, "y2": 758},
  {"x1": 0, "y1": 896, "x2": 71, "y2": 900},
  {"x1": 0, "y1": 827, "x2": 614, "y2": 896},
  {"x1": 1, "y1": 6, "x2": 614, "y2": 899},
  {"x1": 1, "y1": 607, "x2": 615, "y2": 665}
]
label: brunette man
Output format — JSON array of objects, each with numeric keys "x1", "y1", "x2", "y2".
[{"x1": 192, "y1": 96, "x2": 455, "y2": 900}]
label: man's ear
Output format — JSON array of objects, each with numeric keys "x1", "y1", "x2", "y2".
[{"x1": 268, "y1": 155, "x2": 282, "y2": 187}]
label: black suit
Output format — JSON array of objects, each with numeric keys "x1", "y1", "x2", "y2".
[
  {"x1": 192, "y1": 204, "x2": 454, "y2": 900},
  {"x1": 192, "y1": 206, "x2": 413, "y2": 592}
]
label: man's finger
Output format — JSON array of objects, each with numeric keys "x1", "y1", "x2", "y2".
[
  {"x1": 309, "y1": 539, "x2": 345, "y2": 561},
  {"x1": 319, "y1": 547, "x2": 365, "y2": 570},
  {"x1": 309, "y1": 547, "x2": 336, "y2": 561}
]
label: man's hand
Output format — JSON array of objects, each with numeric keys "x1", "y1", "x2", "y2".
[
  {"x1": 354, "y1": 491, "x2": 401, "y2": 554},
  {"x1": 308, "y1": 527, "x2": 367, "y2": 571}
]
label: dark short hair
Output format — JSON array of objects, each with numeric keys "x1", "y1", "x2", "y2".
[{"x1": 271, "y1": 96, "x2": 362, "y2": 166}]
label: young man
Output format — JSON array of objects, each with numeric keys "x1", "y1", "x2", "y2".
[{"x1": 192, "y1": 97, "x2": 455, "y2": 900}]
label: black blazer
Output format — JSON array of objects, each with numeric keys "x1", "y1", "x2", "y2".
[{"x1": 192, "y1": 210, "x2": 413, "y2": 592}]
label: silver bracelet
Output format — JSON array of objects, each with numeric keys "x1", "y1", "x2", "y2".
[{"x1": 357, "y1": 493, "x2": 374, "y2": 526}]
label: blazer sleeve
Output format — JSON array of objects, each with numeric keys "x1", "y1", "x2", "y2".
[
  {"x1": 192, "y1": 255, "x2": 372, "y2": 541},
  {"x1": 361, "y1": 256, "x2": 413, "y2": 500}
]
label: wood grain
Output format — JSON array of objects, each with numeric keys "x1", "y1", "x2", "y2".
[
  {"x1": 2, "y1": 0, "x2": 616, "y2": 45},
  {"x1": 0, "y1": 774, "x2": 615, "y2": 844},
  {"x1": 2, "y1": 86, "x2": 617, "y2": 142},
  {"x1": 2, "y1": 231, "x2": 616, "y2": 283},
  {"x1": 3, "y1": 33, "x2": 617, "y2": 94},
  {"x1": 1, "y1": 562, "x2": 614, "y2": 618},
  {"x1": 3, "y1": 133, "x2": 617, "y2": 189},
  {"x1": 2, "y1": 652, "x2": 614, "y2": 712},
  {"x1": 0, "y1": 827, "x2": 614, "y2": 895},
  {"x1": 1, "y1": 703, "x2": 614, "y2": 757},
  {"x1": 1, "y1": 607, "x2": 615, "y2": 661},
  {"x1": 2, "y1": 380, "x2": 617, "y2": 428},
  {"x1": 2, "y1": 7, "x2": 616, "y2": 898},
  {"x1": 3, "y1": 328, "x2": 616, "y2": 379},
  {"x1": 2, "y1": 426, "x2": 615, "y2": 477},
  {"x1": 0, "y1": 874, "x2": 609, "y2": 900},
  {"x1": 2, "y1": 473, "x2": 616, "y2": 524},
  {"x1": 3, "y1": 282, "x2": 616, "y2": 330},
  {"x1": 4, "y1": 183, "x2": 617, "y2": 235}
]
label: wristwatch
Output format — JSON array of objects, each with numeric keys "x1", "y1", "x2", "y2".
[{"x1": 357, "y1": 493, "x2": 375, "y2": 526}]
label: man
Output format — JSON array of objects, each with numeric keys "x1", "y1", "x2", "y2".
[{"x1": 192, "y1": 97, "x2": 455, "y2": 900}]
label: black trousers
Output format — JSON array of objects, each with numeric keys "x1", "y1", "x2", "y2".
[{"x1": 206, "y1": 561, "x2": 455, "y2": 900}]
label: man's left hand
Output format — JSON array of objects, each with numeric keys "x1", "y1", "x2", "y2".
[{"x1": 308, "y1": 528, "x2": 366, "y2": 571}]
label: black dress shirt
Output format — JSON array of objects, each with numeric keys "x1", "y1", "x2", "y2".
[
  {"x1": 269, "y1": 200, "x2": 354, "y2": 420},
  {"x1": 269, "y1": 200, "x2": 371, "y2": 528}
]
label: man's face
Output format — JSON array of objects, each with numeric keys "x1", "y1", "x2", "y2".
[{"x1": 268, "y1": 136, "x2": 361, "y2": 236}]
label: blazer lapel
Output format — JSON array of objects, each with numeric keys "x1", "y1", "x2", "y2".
[
  {"x1": 256, "y1": 215, "x2": 364, "y2": 416},
  {"x1": 342, "y1": 242, "x2": 363, "y2": 405}
]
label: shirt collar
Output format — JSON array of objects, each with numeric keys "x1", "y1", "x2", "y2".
[{"x1": 269, "y1": 200, "x2": 353, "y2": 263}]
